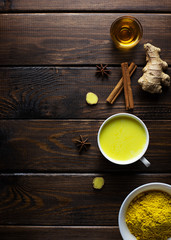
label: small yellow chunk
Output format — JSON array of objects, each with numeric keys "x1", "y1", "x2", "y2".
[
  {"x1": 86, "y1": 92, "x2": 98, "y2": 105},
  {"x1": 93, "y1": 177, "x2": 104, "y2": 189}
]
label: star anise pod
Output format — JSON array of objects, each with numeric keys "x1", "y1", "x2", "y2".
[
  {"x1": 75, "y1": 135, "x2": 91, "y2": 153},
  {"x1": 96, "y1": 64, "x2": 111, "y2": 77}
]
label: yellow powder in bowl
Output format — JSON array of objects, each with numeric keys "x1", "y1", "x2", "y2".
[{"x1": 126, "y1": 190, "x2": 171, "y2": 240}]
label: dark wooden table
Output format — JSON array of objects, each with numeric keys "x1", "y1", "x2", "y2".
[{"x1": 0, "y1": 1, "x2": 171, "y2": 239}]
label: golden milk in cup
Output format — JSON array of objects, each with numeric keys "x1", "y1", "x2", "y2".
[{"x1": 97, "y1": 113, "x2": 150, "y2": 166}]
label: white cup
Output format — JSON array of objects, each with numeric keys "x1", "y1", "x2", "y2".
[{"x1": 97, "y1": 113, "x2": 150, "y2": 167}]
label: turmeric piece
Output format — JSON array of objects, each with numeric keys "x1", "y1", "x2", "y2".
[{"x1": 126, "y1": 190, "x2": 171, "y2": 240}]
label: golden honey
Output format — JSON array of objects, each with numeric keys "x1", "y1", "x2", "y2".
[{"x1": 110, "y1": 16, "x2": 143, "y2": 49}]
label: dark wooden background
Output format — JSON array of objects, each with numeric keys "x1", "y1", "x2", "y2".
[{"x1": 0, "y1": 1, "x2": 171, "y2": 239}]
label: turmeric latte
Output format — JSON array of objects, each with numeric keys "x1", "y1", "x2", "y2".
[{"x1": 126, "y1": 190, "x2": 171, "y2": 240}]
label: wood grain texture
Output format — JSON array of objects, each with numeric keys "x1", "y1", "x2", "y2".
[
  {"x1": 0, "y1": 0, "x2": 5, "y2": 9},
  {"x1": 0, "y1": 226, "x2": 121, "y2": 240},
  {"x1": 0, "y1": 173, "x2": 170, "y2": 225},
  {"x1": 0, "y1": 14, "x2": 170, "y2": 65},
  {"x1": 0, "y1": 67, "x2": 170, "y2": 120},
  {"x1": 0, "y1": 120, "x2": 170, "y2": 173},
  {"x1": 0, "y1": 0, "x2": 170, "y2": 238},
  {"x1": 1, "y1": 0, "x2": 171, "y2": 12}
]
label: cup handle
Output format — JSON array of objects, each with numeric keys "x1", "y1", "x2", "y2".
[{"x1": 140, "y1": 157, "x2": 151, "y2": 167}]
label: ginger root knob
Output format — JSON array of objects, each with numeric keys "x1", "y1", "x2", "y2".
[
  {"x1": 86, "y1": 92, "x2": 98, "y2": 105},
  {"x1": 93, "y1": 177, "x2": 104, "y2": 189},
  {"x1": 138, "y1": 43, "x2": 170, "y2": 94}
]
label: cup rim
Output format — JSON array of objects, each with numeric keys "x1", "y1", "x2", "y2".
[
  {"x1": 110, "y1": 15, "x2": 143, "y2": 33},
  {"x1": 118, "y1": 182, "x2": 171, "y2": 240},
  {"x1": 97, "y1": 113, "x2": 149, "y2": 165}
]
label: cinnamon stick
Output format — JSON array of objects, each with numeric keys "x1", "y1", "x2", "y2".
[
  {"x1": 106, "y1": 62, "x2": 137, "y2": 104},
  {"x1": 121, "y1": 62, "x2": 134, "y2": 110}
]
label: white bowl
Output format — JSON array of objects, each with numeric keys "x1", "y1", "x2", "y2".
[{"x1": 118, "y1": 182, "x2": 171, "y2": 240}]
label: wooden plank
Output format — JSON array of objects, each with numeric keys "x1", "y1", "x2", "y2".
[
  {"x1": 0, "y1": 67, "x2": 170, "y2": 120},
  {"x1": 0, "y1": 226, "x2": 121, "y2": 240},
  {"x1": 0, "y1": 120, "x2": 170, "y2": 172},
  {"x1": 0, "y1": 14, "x2": 170, "y2": 65},
  {"x1": 0, "y1": 0, "x2": 171, "y2": 12},
  {"x1": 0, "y1": 0, "x2": 4, "y2": 9},
  {"x1": 0, "y1": 173, "x2": 170, "y2": 225}
]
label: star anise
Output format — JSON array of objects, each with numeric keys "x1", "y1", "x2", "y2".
[
  {"x1": 96, "y1": 64, "x2": 111, "y2": 77},
  {"x1": 75, "y1": 135, "x2": 91, "y2": 153}
]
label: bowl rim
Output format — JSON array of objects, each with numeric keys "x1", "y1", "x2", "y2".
[
  {"x1": 118, "y1": 182, "x2": 171, "y2": 240},
  {"x1": 97, "y1": 113, "x2": 149, "y2": 165}
]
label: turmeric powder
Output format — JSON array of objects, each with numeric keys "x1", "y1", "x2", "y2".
[{"x1": 126, "y1": 190, "x2": 171, "y2": 240}]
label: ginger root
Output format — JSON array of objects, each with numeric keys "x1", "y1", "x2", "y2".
[
  {"x1": 93, "y1": 177, "x2": 104, "y2": 189},
  {"x1": 86, "y1": 92, "x2": 98, "y2": 105},
  {"x1": 138, "y1": 43, "x2": 170, "y2": 94}
]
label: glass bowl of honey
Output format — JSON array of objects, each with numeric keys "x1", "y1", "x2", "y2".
[{"x1": 110, "y1": 16, "x2": 143, "y2": 49}]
